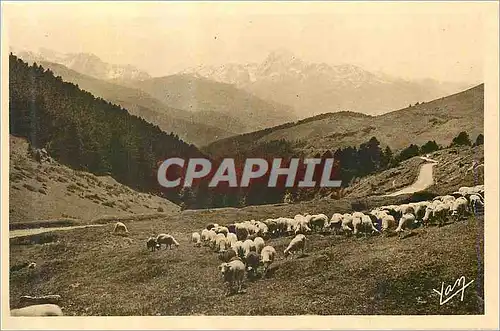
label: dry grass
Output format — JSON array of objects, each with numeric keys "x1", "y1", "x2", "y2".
[
  {"x1": 9, "y1": 203, "x2": 484, "y2": 316},
  {"x1": 9, "y1": 135, "x2": 180, "y2": 224}
]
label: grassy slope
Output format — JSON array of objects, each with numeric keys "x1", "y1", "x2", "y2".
[
  {"x1": 9, "y1": 206, "x2": 483, "y2": 316},
  {"x1": 9, "y1": 135, "x2": 179, "y2": 225},
  {"x1": 205, "y1": 84, "x2": 484, "y2": 156}
]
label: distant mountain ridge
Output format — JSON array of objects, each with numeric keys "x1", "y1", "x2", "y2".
[
  {"x1": 13, "y1": 47, "x2": 152, "y2": 81},
  {"x1": 182, "y1": 49, "x2": 475, "y2": 117}
]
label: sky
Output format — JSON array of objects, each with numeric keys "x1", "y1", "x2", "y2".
[{"x1": 3, "y1": 1, "x2": 490, "y2": 83}]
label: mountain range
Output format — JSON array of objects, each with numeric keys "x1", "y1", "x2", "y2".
[
  {"x1": 182, "y1": 49, "x2": 474, "y2": 117},
  {"x1": 12, "y1": 47, "x2": 480, "y2": 149},
  {"x1": 13, "y1": 47, "x2": 152, "y2": 81}
]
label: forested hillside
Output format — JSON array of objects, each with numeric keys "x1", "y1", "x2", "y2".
[{"x1": 9, "y1": 54, "x2": 205, "y2": 201}]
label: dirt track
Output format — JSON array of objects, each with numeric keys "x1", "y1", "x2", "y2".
[{"x1": 384, "y1": 157, "x2": 438, "y2": 196}]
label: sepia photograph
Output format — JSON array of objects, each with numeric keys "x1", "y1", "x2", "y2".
[{"x1": 1, "y1": 1, "x2": 499, "y2": 329}]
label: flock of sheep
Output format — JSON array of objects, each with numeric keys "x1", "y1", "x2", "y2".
[
  {"x1": 183, "y1": 184, "x2": 485, "y2": 295},
  {"x1": 11, "y1": 184, "x2": 484, "y2": 315}
]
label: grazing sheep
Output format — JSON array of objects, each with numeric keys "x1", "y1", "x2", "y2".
[
  {"x1": 201, "y1": 229, "x2": 210, "y2": 245},
  {"x1": 422, "y1": 206, "x2": 434, "y2": 227},
  {"x1": 206, "y1": 223, "x2": 216, "y2": 231},
  {"x1": 226, "y1": 233, "x2": 238, "y2": 247},
  {"x1": 260, "y1": 245, "x2": 276, "y2": 274},
  {"x1": 242, "y1": 239, "x2": 257, "y2": 257},
  {"x1": 450, "y1": 197, "x2": 469, "y2": 221},
  {"x1": 469, "y1": 194, "x2": 484, "y2": 215},
  {"x1": 328, "y1": 213, "x2": 344, "y2": 234},
  {"x1": 253, "y1": 236, "x2": 265, "y2": 254},
  {"x1": 352, "y1": 216, "x2": 363, "y2": 236},
  {"x1": 360, "y1": 214, "x2": 381, "y2": 236},
  {"x1": 433, "y1": 203, "x2": 451, "y2": 226},
  {"x1": 191, "y1": 232, "x2": 202, "y2": 247},
  {"x1": 395, "y1": 213, "x2": 416, "y2": 238},
  {"x1": 11, "y1": 304, "x2": 63, "y2": 316},
  {"x1": 308, "y1": 214, "x2": 328, "y2": 231},
  {"x1": 245, "y1": 251, "x2": 260, "y2": 277},
  {"x1": 380, "y1": 214, "x2": 396, "y2": 233},
  {"x1": 232, "y1": 240, "x2": 246, "y2": 259},
  {"x1": 218, "y1": 249, "x2": 237, "y2": 263},
  {"x1": 341, "y1": 214, "x2": 354, "y2": 235},
  {"x1": 207, "y1": 230, "x2": 217, "y2": 248},
  {"x1": 284, "y1": 234, "x2": 307, "y2": 258},
  {"x1": 156, "y1": 234, "x2": 180, "y2": 249},
  {"x1": 293, "y1": 216, "x2": 312, "y2": 235},
  {"x1": 146, "y1": 237, "x2": 160, "y2": 252},
  {"x1": 219, "y1": 259, "x2": 246, "y2": 295},
  {"x1": 28, "y1": 262, "x2": 37, "y2": 269},
  {"x1": 214, "y1": 233, "x2": 228, "y2": 252},
  {"x1": 113, "y1": 222, "x2": 128, "y2": 234}
]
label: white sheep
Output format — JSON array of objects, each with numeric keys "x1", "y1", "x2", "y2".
[
  {"x1": 113, "y1": 221, "x2": 128, "y2": 234},
  {"x1": 231, "y1": 240, "x2": 245, "y2": 259},
  {"x1": 328, "y1": 213, "x2": 344, "y2": 234},
  {"x1": 226, "y1": 233, "x2": 238, "y2": 247},
  {"x1": 284, "y1": 234, "x2": 307, "y2": 258},
  {"x1": 395, "y1": 213, "x2": 416, "y2": 238},
  {"x1": 380, "y1": 214, "x2": 396, "y2": 233},
  {"x1": 360, "y1": 214, "x2": 381, "y2": 236},
  {"x1": 341, "y1": 213, "x2": 354, "y2": 234},
  {"x1": 214, "y1": 233, "x2": 228, "y2": 252},
  {"x1": 156, "y1": 233, "x2": 180, "y2": 249},
  {"x1": 469, "y1": 194, "x2": 484, "y2": 215},
  {"x1": 201, "y1": 229, "x2": 210, "y2": 245},
  {"x1": 11, "y1": 304, "x2": 63, "y2": 316},
  {"x1": 308, "y1": 214, "x2": 328, "y2": 231},
  {"x1": 207, "y1": 230, "x2": 217, "y2": 248},
  {"x1": 450, "y1": 197, "x2": 469, "y2": 221},
  {"x1": 260, "y1": 245, "x2": 276, "y2": 274},
  {"x1": 242, "y1": 239, "x2": 257, "y2": 257},
  {"x1": 253, "y1": 236, "x2": 265, "y2": 254},
  {"x1": 191, "y1": 232, "x2": 202, "y2": 247},
  {"x1": 219, "y1": 259, "x2": 246, "y2": 295}
]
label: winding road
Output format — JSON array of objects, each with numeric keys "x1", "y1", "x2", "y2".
[{"x1": 383, "y1": 156, "x2": 438, "y2": 197}]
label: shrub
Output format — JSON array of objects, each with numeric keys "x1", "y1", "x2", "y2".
[{"x1": 450, "y1": 131, "x2": 472, "y2": 147}]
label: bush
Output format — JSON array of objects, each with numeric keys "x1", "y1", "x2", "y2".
[
  {"x1": 475, "y1": 134, "x2": 484, "y2": 146},
  {"x1": 450, "y1": 131, "x2": 472, "y2": 147},
  {"x1": 157, "y1": 207, "x2": 164, "y2": 212}
]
